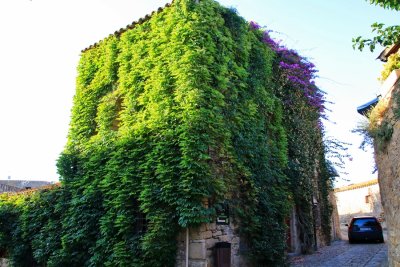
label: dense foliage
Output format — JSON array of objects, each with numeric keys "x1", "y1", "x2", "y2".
[
  {"x1": 356, "y1": 86, "x2": 400, "y2": 152},
  {"x1": 353, "y1": 0, "x2": 400, "y2": 52},
  {"x1": 0, "y1": 187, "x2": 65, "y2": 266},
  {"x1": 354, "y1": 49, "x2": 400, "y2": 152},
  {"x1": 368, "y1": 0, "x2": 400, "y2": 11},
  {"x1": 0, "y1": 0, "x2": 334, "y2": 266},
  {"x1": 380, "y1": 51, "x2": 400, "y2": 80},
  {"x1": 250, "y1": 22, "x2": 333, "y2": 252}
]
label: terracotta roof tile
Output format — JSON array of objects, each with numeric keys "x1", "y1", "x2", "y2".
[
  {"x1": 1, "y1": 183, "x2": 61, "y2": 197},
  {"x1": 334, "y1": 179, "x2": 378, "y2": 193}
]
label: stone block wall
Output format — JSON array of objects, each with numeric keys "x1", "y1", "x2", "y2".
[
  {"x1": 329, "y1": 192, "x2": 342, "y2": 241},
  {"x1": 335, "y1": 183, "x2": 381, "y2": 217},
  {"x1": 175, "y1": 222, "x2": 242, "y2": 267},
  {"x1": 335, "y1": 181, "x2": 384, "y2": 230},
  {"x1": 374, "y1": 79, "x2": 400, "y2": 267}
]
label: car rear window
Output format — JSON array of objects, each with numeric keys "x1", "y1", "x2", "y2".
[{"x1": 352, "y1": 218, "x2": 378, "y2": 227}]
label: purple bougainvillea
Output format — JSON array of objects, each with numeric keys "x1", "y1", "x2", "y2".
[
  {"x1": 249, "y1": 21, "x2": 261, "y2": 30},
  {"x1": 249, "y1": 21, "x2": 326, "y2": 116}
]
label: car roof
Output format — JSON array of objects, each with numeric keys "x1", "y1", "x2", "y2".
[{"x1": 352, "y1": 216, "x2": 377, "y2": 219}]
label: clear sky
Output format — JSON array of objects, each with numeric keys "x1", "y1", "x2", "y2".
[{"x1": 0, "y1": 0, "x2": 398, "y2": 186}]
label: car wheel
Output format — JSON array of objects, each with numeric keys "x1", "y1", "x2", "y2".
[
  {"x1": 349, "y1": 238, "x2": 354, "y2": 244},
  {"x1": 379, "y1": 237, "x2": 384, "y2": 243}
]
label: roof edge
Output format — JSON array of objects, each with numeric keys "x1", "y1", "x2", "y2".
[
  {"x1": 1, "y1": 183, "x2": 61, "y2": 197},
  {"x1": 81, "y1": 1, "x2": 174, "y2": 53},
  {"x1": 377, "y1": 43, "x2": 400, "y2": 62},
  {"x1": 334, "y1": 179, "x2": 378, "y2": 193}
]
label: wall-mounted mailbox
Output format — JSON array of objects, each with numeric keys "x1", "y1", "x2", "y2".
[{"x1": 216, "y1": 203, "x2": 229, "y2": 225}]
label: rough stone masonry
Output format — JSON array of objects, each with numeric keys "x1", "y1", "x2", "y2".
[
  {"x1": 175, "y1": 222, "x2": 242, "y2": 267},
  {"x1": 374, "y1": 78, "x2": 400, "y2": 267}
]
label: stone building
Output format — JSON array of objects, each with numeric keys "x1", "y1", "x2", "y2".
[
  {"x1": 286, "y1": 192, "x2": 341, "y2": 255},
  {"x1": 176, "y1": 222, "x2": 242, "y2": 267},
  {"x1": 371, "y1": 69, "x2": 400, "y2": 267},
  {"x1": 329, "y1": 192, "x2": 342, "y2": 241},
  {"x1": 73, "y1": 1, "x2": 337, "y2": 265},
  {"x1": 334, "y1": 179, "x2": 384, "y2": 225},
  {"x1": 0, "y1": 1, "x2": 336, "y2": 266},
  {"x1": 358, "y1": 43, "x2": 400, "y2": 266}
]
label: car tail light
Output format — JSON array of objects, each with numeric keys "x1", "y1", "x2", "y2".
[{"x1": 349, "y1": 219, "x2": 354, "y2": 231}]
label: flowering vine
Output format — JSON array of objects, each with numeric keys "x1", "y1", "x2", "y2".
[
  {"x1": 250, "y1": 21, "x2": 326, "y2": 116},
  {"x1": 250, "y1": 21, "x2": 334, "y2": 252}
]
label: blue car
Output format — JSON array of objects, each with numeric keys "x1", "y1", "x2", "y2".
[{"x1": 347, "y1": 216, "x2": 384, "y2": 243}]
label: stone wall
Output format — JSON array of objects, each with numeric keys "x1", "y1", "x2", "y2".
[
  {"x1": 374, "y1": 78, "x2": 400, "y2": 267},
  {"x1": 175, "y1": 222, "x2": 242, "y2": 267},
  {"x1": 0, "y1": 180, "x2": 51, "y2": 190},
  {"x1": 287, "y1": 208, "x2": 301, "y2": 254},
  {"x1": 329, "y1": 192, "x2": 342, "y2": 241},
  {"x1": 335, "y1": 180, "x2": 383, "y2": 226}
]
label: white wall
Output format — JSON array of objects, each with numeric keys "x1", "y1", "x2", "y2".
[{"x1": 335, "y1": 184, "x2": 382, "y2": 222}]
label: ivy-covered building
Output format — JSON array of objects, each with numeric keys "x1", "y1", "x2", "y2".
[{"x1": 0, "y1": 0, "x2": 336, "y2": 266}]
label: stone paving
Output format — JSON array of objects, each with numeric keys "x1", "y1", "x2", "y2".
[{"x1": 289, "y1": 240, "x2": 388, "y2": 267}]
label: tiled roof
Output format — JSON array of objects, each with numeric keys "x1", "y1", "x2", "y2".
[
  {"x1": 357, "y1": 96, "x2": 380, "y2": 116},
  {"x1": 0, "y1": 180, "x2": 52, "y2": 189},
  {"x1": 81, "y1": 1, "x2": 174, "y2": 53},
  {"x1": 0, "y1": 183, "x2": 21, "y2": 193},
  {"x1": 334, "y1": 179, "x2": 378, "y2": 193},
  {"x1": 1, "y1": 183, "x2": 61, "y2": 196},
  {"x1": 377, "y1": 43, "x2": 400, "y2": 62}
]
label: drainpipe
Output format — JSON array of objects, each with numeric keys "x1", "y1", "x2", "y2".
[{"x1": 186, "y1": 227, "x2": 189, "y2": 267}]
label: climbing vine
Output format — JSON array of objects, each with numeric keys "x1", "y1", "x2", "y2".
[
  {"x1": 0, "y1": 1, "x2": 335, "y2": 266},
  {"x1": 250, "y1": 21, "x2": 333, "y2": 252}
]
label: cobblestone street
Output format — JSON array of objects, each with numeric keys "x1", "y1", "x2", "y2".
[{"x1": 289, "y1": 240, "x2": 388, "y2": 267}]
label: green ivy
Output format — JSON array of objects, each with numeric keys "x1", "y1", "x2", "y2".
[{"x1": 0, "y1": 0, "x2": 334, "y2": 266}]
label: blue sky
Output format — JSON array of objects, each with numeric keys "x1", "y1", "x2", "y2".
[{"x1": 0, "y1": 0, "x2": 398, "y2": 186}]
